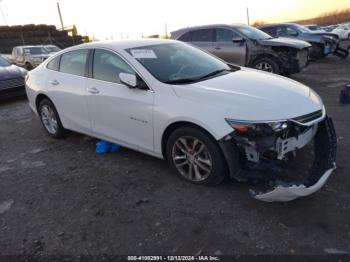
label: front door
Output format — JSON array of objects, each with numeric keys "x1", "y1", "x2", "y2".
[
  {"x1": 86, "y1": 49, "x2": 154, "y2": 152},
  {"x1": 211, "y1": 28, "x2": 246, "y2": 65}
]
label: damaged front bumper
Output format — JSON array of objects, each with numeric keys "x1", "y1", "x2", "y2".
[{"x1": 219, "y1": 116, "x2": 337, "y2": 202}]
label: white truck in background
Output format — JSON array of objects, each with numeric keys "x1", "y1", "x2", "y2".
[{"x1": 12, "y1": 46, "x2": 51, "y2": 70}]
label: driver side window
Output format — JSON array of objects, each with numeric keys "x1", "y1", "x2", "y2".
[
  {"x1": 276, "y1": 26, "x2": 297, "y2": 36},
  {"x1": 92, "y1": 49, "x2": 135, "y2": 84},
  {"x1": 215, "y1": 28, "x2": 239, "y2": 42}
]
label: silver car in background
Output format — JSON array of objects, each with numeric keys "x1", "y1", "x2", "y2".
[
  {"x1": 171, "y1": 24, "x2": 311, "y2": 75},
  {"x1": 12, "y1": 45, "x2": 51, "y2": 70}
]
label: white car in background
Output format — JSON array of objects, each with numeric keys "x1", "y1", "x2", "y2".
[
  {"x1": 332, "y1": 24, "x2": 350, "y2": 40},
  {"x1": 25, "y1": 39, "x2": 337, "y2": 202},
  {"x1": 12, "y1": 45, "x2": 51, "y2": 70}
]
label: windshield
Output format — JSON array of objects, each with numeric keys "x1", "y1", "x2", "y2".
[
  {"x1": 235, "y1": 25, "x2": 272, "y2": 40},
  {"x1": 294, "y1": 24, "x2": 312, "y2": 33},
  {"x1": 45, "y1": 46, "x2": 61, "y2": 52},
  {"x1": 0, "y1": 56, "x2": 11, "y2": 66},
  {"x1": 307, "y1": 25, "x2": 321, "y2": 31},
  {"x1": 23, "y1": 47, "x2": 48, "y2": 55},
  {"x1": 126, "y1": 43, "x2": 234, "y2": 84}
]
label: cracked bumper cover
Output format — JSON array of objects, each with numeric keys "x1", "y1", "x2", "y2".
[{"x1": 219, "y1": 116, "x2": 337, "y2": 202}]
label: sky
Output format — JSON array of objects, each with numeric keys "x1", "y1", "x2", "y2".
[{"x1": 0, "y1": 0, "x2": 349, "y2": 39}]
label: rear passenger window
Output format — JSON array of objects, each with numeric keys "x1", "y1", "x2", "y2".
[
  {"x1": 92, "y1": 49, "x2": 135, "y2": 84},
  {"x1": 59, "y1": 50, "x2": 88, "y2": 77},
  {"x1": 178, "y1": 31, "x2": 193, "y2": 42},
  {"x1": 261, "y1": 27, "x2": 276, "y2": 36},
  {"x1": 47, "y1": 56, "x2": 60, "y2": 71},
  {"x1": 191, "y1": 29, "x2": 213, "y2": 42},
  {"x1": 215, "y1": 29, "x2": 239, "y2": 42}
]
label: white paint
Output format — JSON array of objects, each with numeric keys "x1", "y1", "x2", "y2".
[{"x1": 254, "y1": 168, "x2": 335, "y2": 202}]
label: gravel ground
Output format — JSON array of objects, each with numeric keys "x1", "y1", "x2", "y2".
[{"x1": 0, "y1": 43, "x2": 350, "y2": 256}]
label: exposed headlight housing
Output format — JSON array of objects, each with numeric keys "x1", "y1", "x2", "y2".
[{"x1": 225, "y1": 119, "x2": 288, "y2": 137}]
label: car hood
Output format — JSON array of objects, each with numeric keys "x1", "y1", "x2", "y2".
[
  {"x1": 310, "y1": 32, "x2": 339, "y2": 39},
  {"x1": 172, "y1": 68, "x2": 323, "y2": 121},
  {"x1": 258, "y1": 37, "x2": 311, "y2": 49},
  {"x1": 28, "y1": 54, "x2": 50, "y2": 58},
  {"x1": 0, "y1": 65, "x2": 26, "y2": 80}
]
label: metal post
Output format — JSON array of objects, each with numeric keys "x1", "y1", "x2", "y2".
[
  {"x1": 246, "y1": 7, "x2": 250, "y2": 26},
  {"x1": 57, "y1": 2, "x2": 64, "y2": 30}
]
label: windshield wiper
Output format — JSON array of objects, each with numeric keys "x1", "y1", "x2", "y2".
[
  {"x1": 164, "y1": 78, "x2": 198, "y2": 84},
  {"x1": 197, "y1": 69, "x2": 230, "y2": 80},
  {"x1": 165, "y1": 69, "x2": 231, "y2": 85}
]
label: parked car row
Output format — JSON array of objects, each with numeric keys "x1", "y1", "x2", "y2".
[
  {"x1": 306, "y1": 22, "x2": 350, "y2": 40},
  {"x1": 0, "y1": 45, "x2": 61, "y2": 99},
  {"x1": 171, "y1": 23, "x2": 348, "y2": 76}
]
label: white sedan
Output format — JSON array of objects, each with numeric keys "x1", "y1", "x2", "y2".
[{"x1": 25, "y1": 39, "x2": 337, "y2": 202}]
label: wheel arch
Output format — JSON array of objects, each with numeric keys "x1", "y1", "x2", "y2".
[
  {"x1": 250, "y1": 53, "x2": 281, "y2": 67},
  {"x1": 35, "y1": 93, "x2": 53, "y2": 112},
  {"x1": 161, "y1": 121, "x2": 221, "y2": 160}
]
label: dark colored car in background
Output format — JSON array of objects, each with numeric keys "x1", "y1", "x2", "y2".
[
  {"x1": 0, "y1": 55, "x2": 27, "y2": 99},
  {"x1": 171, "y1": 24, "x2": 311, "y2": 75},
  {"x1": 258, "y1": 23, "x2": 348, "y2": 59}
]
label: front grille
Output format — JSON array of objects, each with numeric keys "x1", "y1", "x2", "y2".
[
  {"x1": 292, "y1": 110, "x2": 323, "y2": 124},
  {"x1": 0, "y1": 77, "x2": 25, "y2": 90}
]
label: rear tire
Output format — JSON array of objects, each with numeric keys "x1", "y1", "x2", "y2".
[
  {"x1": 38, "y1": 98, "x2": 67, "y2": 138},
  {"x1": 252, "y1": 57, "x2": 280, "y2": 74},
  {"x1": 166, "y1": 126, "x2": 227, "y2": 185}
]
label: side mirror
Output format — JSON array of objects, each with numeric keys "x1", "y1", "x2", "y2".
[
  {"x1": 290, "y1": 32, "x2": 299, "y2": 37},
  {"x1": 119, "y1": 72, "x2": 137, "y2": 88},
  {"x1": 232, "y1": 36, "x2": 245, "y2": 43}
]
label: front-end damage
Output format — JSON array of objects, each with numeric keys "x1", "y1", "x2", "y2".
[
  {"x1": 249, "y1": 38, "x2": 311, "y2": 75},
  {"x1": 219, "y1": 113, "x2": 337, "y2": 202}
]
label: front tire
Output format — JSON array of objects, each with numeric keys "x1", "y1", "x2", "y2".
[
  {"x1": 166, "y1": 126, "x2": 227, "y2": 185},
  {"x1": 38, "y1": 98, "x2": 66, "y2": 138},
  {"x1": 25, "y1": 62, "x2": 33, "y2": 70},
  {"x1": 252, "y1": 57, "x2": 280, "y2": 74}
]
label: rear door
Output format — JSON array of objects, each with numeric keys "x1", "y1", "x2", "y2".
[
  {"x1": 45, "y1": 49, "x2": 91, "y2": 133},
  {"x1": 85, "y1": 48, "x2": 154, "y2": 151},
  {"x1": 178, "y1": 29, "x2": 214, "y2": 53},
  {"x1": 190, "y1": 29, "x2": 214, "y2": 52},
  {"x1": 211, "y1": 28, "x2": 246, "y2": 65}
]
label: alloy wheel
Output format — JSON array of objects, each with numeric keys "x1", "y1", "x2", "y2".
[
  {"x1": 172, "y1": 136, "x2": 212, "y2": 182},
  {"x1": 40, "y1": 105, "x2": 58, "y2": 135},
  {"x1": 255, "y1": 62, "x2": 273, "y2": 72}
]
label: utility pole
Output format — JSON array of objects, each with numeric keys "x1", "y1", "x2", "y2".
[
  {"x1": 0, "y1": 4, "x2": 8, "y2": 25},
  {"x1": 164, "y1": 23, "x2": 168, "y2": 38},
  {"x1": 57, "y1": 2, "x2": 64, "y2": 29},
  {"x1": 246, "y1": 7, "x2": 250, "y2": 26}
]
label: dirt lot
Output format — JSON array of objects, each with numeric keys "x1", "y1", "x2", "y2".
[{"x1": 1, "y1": 44, "x2": 350, "y2": 257}]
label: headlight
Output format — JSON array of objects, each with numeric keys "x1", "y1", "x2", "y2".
[{"x1": 225, "y1": 119, "x2": 288, "y2": 137}]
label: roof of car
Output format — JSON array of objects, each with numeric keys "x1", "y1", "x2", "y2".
[
  {"x1": 63, "y1": 38, "x2": 180, "y2": 52},
  {"x1": 258, "y1": 23, "x2": 299, "y2": 28},
  {"x1": 171, "y1": 23, "x2": 248, "y2": 32},
  {"x1": 14, "y1": 45, "x2": 40, "y2": 48}
]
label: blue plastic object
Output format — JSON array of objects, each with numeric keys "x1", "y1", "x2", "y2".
[{"x1": 96, "y1": 140, "x2": 120, "y2": 155}]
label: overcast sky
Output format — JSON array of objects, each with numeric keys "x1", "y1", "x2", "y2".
[{"x1": 0, "y1": 0, "x2": 349, "y2": 39}]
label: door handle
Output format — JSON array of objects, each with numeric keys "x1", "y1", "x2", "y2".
[
  {"x1": 214, "y1": 47, "x2": 221, "y2": 50},
  {"x1": 50, "y1": 80, "x2": 59, "y2": 86},
  {"x1": 87, "y1": 87, "x2": 100, "y2": 94}
]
